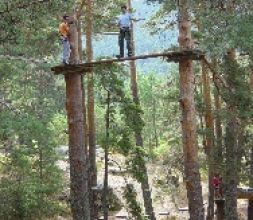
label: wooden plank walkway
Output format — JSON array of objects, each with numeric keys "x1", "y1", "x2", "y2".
[{"x1": 51, "y1": 50, "x2": 204, "y2": 75}]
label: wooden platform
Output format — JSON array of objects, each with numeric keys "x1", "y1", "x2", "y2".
[
  {"x1": 51, "y1": 50, "x2": 204, "y2": 75},
  {"x1": 237, "y1": 187, "x2": 253, "y2": 199}
]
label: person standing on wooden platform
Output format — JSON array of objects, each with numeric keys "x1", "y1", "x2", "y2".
[
  {"x1": 117, "y1": 5, "x2": 133, "y2": 58},
  {"x1": 59, "y1": 15, "x2": 70, "y2": 65}
]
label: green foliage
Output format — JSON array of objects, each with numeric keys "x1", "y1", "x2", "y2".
[
  {"x1": 0, "y1": 48, "x2": 67, "y2": 220},
  {"x1": 138, "y1": 70, "x2": 181, "y2": 154},
  {"x1": 95, "y1": 62, "x2": 135, "y2": 154},
  {"x1": 198, "y1": 6, "x2": 253, "y2": 56},
  {"x1": 221, "y1": 56, "x2": 253, "y2": 120},
  {"x1": 0, "y1": 102, "x2": 65, "y2": 218},
  {"x1": 95, "y1": 62, "x2": 145, "y2": 152},
  {"x1": 0, "y1": 165, "x2": 64, "y2": 220},
  {"x1": 0, "y1": 0, "x2": 74, "y2": 57},
  {"x1": 102, "y1": 124, "x2": 133, "y2": 156},
  {"x1": 93, "y1": 0, "x2": 126, "y2": 32},
  {"x1": 123, "y1": 184, "x2": 147, "y2": 220},
  {"x1": 126, "y1": 146, "x2": 148, "y2": 182},
  {"x1": 48, "y1": 113, "x2": 68, "y2": 146}
]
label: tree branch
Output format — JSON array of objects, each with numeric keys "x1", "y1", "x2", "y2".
[
  {"x1": 202, "y1": 56, "x2": 229, "y2": 89},
  {"x1": 76, "y1": 0, "x2": 87, "y2": 19},
  {"x1": 202, "y1": 57, "x2": 232, "y2": 104}
]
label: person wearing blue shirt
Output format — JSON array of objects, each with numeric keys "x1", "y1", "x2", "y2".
[{"x1": 117, "y1": 5, "x2": 133, "y2": 58}]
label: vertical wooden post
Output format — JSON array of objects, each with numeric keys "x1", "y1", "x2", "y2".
[
  {"x1": 65, "y1": 15, "x2": 90, "y2": 220},
  {"x1": 215, "y1": 199, "x2": 225, "y2": 220}
]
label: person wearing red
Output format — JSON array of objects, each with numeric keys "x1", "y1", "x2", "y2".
[{"x1": 212, "y1": 173, "x2": 223, "y2": 199}]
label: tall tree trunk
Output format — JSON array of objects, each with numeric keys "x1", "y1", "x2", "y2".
[
  {"x1": 214, "y1": 89, "x2": 223, "y2": 167},
  {"x1": 213, "y1": 84, "x2": 224, "y2": 220},
  {"x1": 212, "y1": 57, "x2": 223, "y2": 171},
  {"x1": 65, "y1": 16, "x2": 89, "y2": 219},
  {"x1": 224, "y1": 49, "x2": 238, "y2": 220},
  {"x1": 127, "y1": 1, "x2": 156, "y2": 219},
  {"x1": 201, "y1": 60, "x2": 215, "y2": 220},
  {"x1": 248, "y1": 147, "x2": 253, "y2": 220},
  {"x1": 237, "y1": 125, "x2": 245, "y2": 183},
  {"x1": 103, "y1": 91, "x2": 110, "y2": 220},
  {"x1": 152, "y1": 98, "x2": 159, "y2": 148},
  {"x1": 214, "y1": 91, "x2": 223, "y2": 158},
  {"x1": 69, "y1": 17, "x2": 80, "y2": 65},
  {"x1": 248, "y1": 64, "x2": 253, "y2": 220},
  {"x1": 77, "y1": 18, "x2": 88, "y2": 155},
  {"x1": 77, "y1": 18, "x2": 83, "y2": 62},
  {"x1": 250, "y1": 65, "x2": 253, "y2": 90},
  {"x1": 85, "y1": 0, "x2": 97, "y2": 219},
  {"x1": 215, "y1": 200, "x2": 225, "y2": 220},
  {"x1": 224, "y1": 113, "x2": 238, "y2": 220},
  {"x1": 78, "y1": 16, "x2": 89, "y2": 193},
  {"x1": 178, "y1": 1, "x2": 204, "y2": 219}
]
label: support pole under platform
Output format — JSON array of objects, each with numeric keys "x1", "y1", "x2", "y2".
[
  {"x1": 214, "y1": 188, "x2": 253, "y2": 220},
  {"x1": 51, "y1": 50, "x2": 204, "y2": 75},
  {"x1": 215, "y1": 199, "x2": 225, "y2": 220}
]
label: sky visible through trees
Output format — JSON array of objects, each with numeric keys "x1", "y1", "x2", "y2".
[{"x1": 85, "y1": 0, "x2": 177, "y2": 73}]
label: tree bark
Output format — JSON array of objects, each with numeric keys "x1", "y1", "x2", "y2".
[
  {"x1": 127, "y1": 1, "x2": 156, "y2": 219},
  {"x1": 69, "y1": 17, "x2": 80, "y2": 65},
  {"x1": 237, "y1": 125, "x2": 245, "y2": 183},
  {"x1": 77, "y1": 17, "x2": 88, "y2": 155},
  {"x1": 77, "y1": 18, "x2": 83, "y2": 62},
  {"x1": 213, "y1": 65, "x2": 223, "y2": 167},
  {"x1": 248, "y1": 64, "x2": 253, "y2": 220},
  {"x1": 215, "y1": 199, "x2": 225, "y2": 220},
  {"x1": 250, "y1": 65, "x2": 253, "y2": 90},
  {"x1": 201, "y1": 60, "x2": 215, "y2": 220},
  {"x1": 152, "y1": 98, "x2": 159, "y2": 148},
  {"x1": 178, "y1": 1, "x2": 204, "y2": 219},
  {"x1": 85, "y1": 0, "x2": 98, "y2": 219},
  {"x1": 248, "y1": 200, "x2": 253, "y2": 220},
  {"x1": 224, "y1": 115, "x2": 238, "y2": 220},
  {"x1": 224, "y1": 49, "x2": 238, "y2": 220},
  {"x1": 64, "y1": 15, "x2": 90, "y2": 220},
  {"x1": 248, "y1": 146, "x2": 253, "y2": 220},
  {"x1": 103, "y1": 91, "x2": 110, "y2": 220}
]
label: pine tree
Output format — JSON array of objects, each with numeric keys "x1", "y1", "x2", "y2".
[
  {"x1": 85, "y1": 0, "x2": 98, "y2": 218},
  {"x1": 127, "y1": 1, "x2": 156, "y2": 219},
  {"x1": 178, "y1": 0, "x2": 204, "y2": 219}
]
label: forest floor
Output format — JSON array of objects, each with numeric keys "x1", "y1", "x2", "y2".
[{"x1": 54, "y1": 148, "x2": 248, "y2": 220}]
